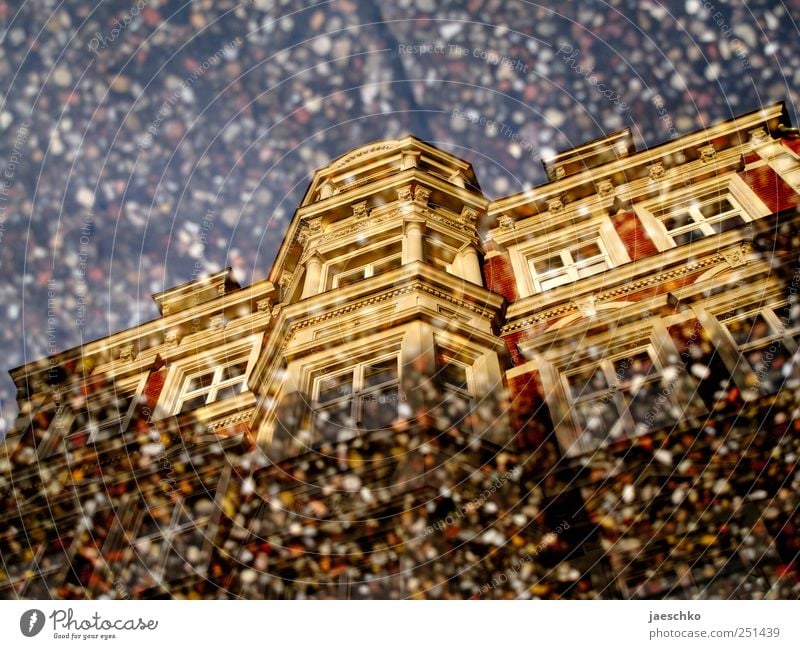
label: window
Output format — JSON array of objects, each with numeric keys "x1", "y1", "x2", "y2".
[
  {"x1": 651, "y1": 189, "x2": 750, "y2": 245},
  {"x1": 432, "y1": 346, "x2": 474, "y2": 431},
  {"x1": 61, "y1": 374, "x2": 147, "y2": 449},
  {"x1": 716, "y1": 302, "x2": 800, "y2": 394},
  {"x1": 527, "y1": 236, "x2": 611, "y2": 292},
  {"x1": 325, "y1": 239, "x2": 404, "y2": 291},
  {"x1": 638, "y1": 175, "x2": 769, "y2": 249},
  {"x1": 563, "y1": 345, "x2": 702, "y2": 453},
  {"x1": 312, "y1": 355, "x2": 400, "y2": 442},
  {"x1": 332, "y1": 254, "x2": 402, "y2": 289},
  {"x1": 176, "y1": 357, "x2": 250, "y2": 414}
]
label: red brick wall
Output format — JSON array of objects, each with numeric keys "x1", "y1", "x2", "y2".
[
  {"x1": 483, "y1": 251, "x2": 517, "y2": 302},
  {"x1": 739, "y1": 161, "x2": 800, "y2": 213},
  {"x1": 609, "y1": 210, "x2": 659, "y2": 261},
  {"x1": 143, "y1": 367, "x2": 167, "y2": 409}
]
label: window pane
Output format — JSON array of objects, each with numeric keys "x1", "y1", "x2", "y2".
[
  {"x1": 660, "y1": 208, "x2": 695, "y2": 232},
  {"x1": 540, "y1": 273, "x2": 572, "y2": 291},
  {"x1": 436, "y1": 359, "x2": 468, "y2": 391},
  {"x1": 363, "y1": 358, "x2": 398, "y2": 388},
  {"x1": 614, "y1": 352, "x2": 655, "y2": 385},
  {"x1": 709, "y1": 214, "x2": 745, "y2": 234},
  {"x1": 567, "y1": 366, "x2": 609, "y2": 399},
  {"x1": 698, "y1": 196, "x2": 734, "y2": 218},
  {"x1": 747, "y1": 344, "x2": 794, "y2": 394},
  {"x1": 215, "y1": 382, "x2": 245, "y2": 402},
  {"x1": 371, "y1": 256, "x2": 402, "y2": 275},
  {"x1": 576, "y1": 260, "x2": 608, "y2": 278},
  {"x1": 574, "y1": 398, "x2": 619, "y2": 443},
  {"x1": 335, "y1": 268, "x2": 366, "y2": 289},
  {"x1": 625, "y1": 383, "x2": 677, "y2": 433},
  {"x1": 725, "y1": 314, "x2": 773, "y2": 346},
  {"x1": 318, "y1": 373, "x2": 353, "y2": 403},
  {"x1": 221, "y1": 361, "x2": 248, "y2": 381},
  {"x1": 533, "y1": 253, "x2": 565, "y2": 275},
  {"x1": 672, "y1": 229, "x2": 706, "y2": 246},
  {"x1": 360, "y1": 388, "x2": 399, "y2": 430},
  {"x1": 314, "y1": 401, "x2": 355, "y2": 443},
  {"x1": 434, "y1": 389, "x2": 473, "y2": 431},
  {"x1": 573, "y1": 241, "x2": 602, "y2": 262},
  {"x1": 186, "y1": 372, "x2": 214, "y2": 393},
  {"x1": 179, "y1": 394, "x2": 208, "y2": 413}
]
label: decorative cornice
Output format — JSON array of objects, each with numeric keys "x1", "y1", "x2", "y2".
[
  {"x1": 501, "y1": 252, "x2": 728, "y2": 334},
  {"x1": 327, "y1": 141, "x2": 400, "y2": 171},
  {"x1": 205, "y1": 408, "x2": 254, "y2": 432},
  {"x1": 285, "y1": 281, "x2": 499, "y2": 339}
]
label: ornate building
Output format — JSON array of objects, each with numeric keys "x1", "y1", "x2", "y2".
[{"x1": 2, "y1": 102, "x2": 799, "y2": 599}]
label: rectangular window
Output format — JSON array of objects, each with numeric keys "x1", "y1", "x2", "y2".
[
  {"x1": 433, "y1": 346, "x2": 474, "y2": 431},
  {"x1": 176, "y1": 357, "x2": 250, "y2": 414},
  {"x1": 62, "y1": 375, "x2": 147, "y2": 449},
  {"x1": 650, "y1": 188, "x2": 750, "y2": 245},
  {"x1": 332, "y1": 254, "x2": 402, "y2": 289},
  {"x1": 563, "y1": 346, "x2": 701, "y2": 453},
  {"x1": 717, "y1": 302, "x2": 800, "y2": 393},
  {"x1": 312, "y1": 355, "x2": 400, "y2": 443},
  {"x1": 527, "y1": 236, "x2": 611, "y2": 292}
]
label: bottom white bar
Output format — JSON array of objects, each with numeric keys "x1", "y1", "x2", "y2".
[{"x1": 1, "y1": 600, "x2": 798, "y2": 648}]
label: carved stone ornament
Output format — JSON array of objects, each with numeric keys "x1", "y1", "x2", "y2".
[
  {"x1": 554, "y1": 166, "x2": 566, "y2": 180},
  {"x1": 118, "y1": 344, "x2": 135, "y2": 361},
  {"x1": 574, "y1": 295, "x2": 597, "y2": 318},
  {"x1": 307, "y1": 217, "x2": 323, "y2": 234},
  {"x1": 547, "y1": 197, "x2": 565, "y2": 215},
  {"x1": 460, "y1": 206, "x2": 479, "y2": 225},
  {"x1": 396, "y1": 185, "x2": 414, "y2": 202},
  {"x1": 597, "y1": 180, "x2": 615, "y2": 198},
  {"x1": 748, "y1": 127, "x2": 768, "y2": 145},
  {"x1": 319, "y1": 180, "x2": 336, "y2": 200},
  {"x1": 648, "y1": 161, "x2": 666, "y2": 180},
  {"x1": 164, "y1": 329, "x2": 181, "y2": 347},
  {"x1": 498, "y1": 214, "x2": 515, "y2": 230},
  {"x1": 297, "y1": 225, "x2": 311, "y2": 248},
  {"x1": 210, "y1": 315, "x2": 226, "y2": 331},
  {"x1": 414, "y1": 186, "x2": 431, "y2": 206},
  {"x1": 698, "y1": 144, "x2": 716, "y2": 163},
  {"x1": 279, "y1": 271, "x2": 293, "y2": 290},
  {"x1": 256, "y1": 298, "x2": 272, "y2": 313},
  {"x1": 352, "y1": 201, "x2": 369, "y2": 219},
  {"x1": 722, "y1": 243, "x2": 749, "y2": 269}
]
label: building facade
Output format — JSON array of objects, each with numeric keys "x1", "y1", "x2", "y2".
[{"x1": 2, "y1": 102, "x2": 799, "y2": 599}]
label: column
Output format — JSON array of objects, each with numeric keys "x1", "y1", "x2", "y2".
[
  {"x1": 461, "y1": 245, "x2": 483, "y2": 286},
  {"x1": 301, "y1": 254, "x2": 323, "y2": 299},
  {"x1": 405, "y1": 220, "x2": 425, "y2": 263}
]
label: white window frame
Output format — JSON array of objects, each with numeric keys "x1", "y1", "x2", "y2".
[
  {"x1": 542, "y1": 321, "x2": 706, "y2": 456},
  {"x1": 323, "y1": 236, "x2": 404, "y2": 291},
  {"x1": 432, "y1": 345, "x2": 475, "y2": 431},
  {"x1": 527, "y1": 236, "x2": 612, "y2": 293},
  {"x1": 510, "y1": 216, "x2": 629, "y2": 298},
  {"x1": 331, "y1": 253, "x2": 403, "y2": 289},
  {"x1": 58, "y1": 373, "x2": 148, "y2": 449},
  {"x1": 159, "y1": 335, "x2": 261, "y2": 418},
  {"x1": 635, "y1": 174, "x2": 770, "y2": 251},
  {"x1": 175, "y1": 356, "x2": 252, "y2": 414},
  {"x1": 714, "y1": 300, "x2": 800, "y2": 393},
  {"x1": 311, "y1": 353, "x2": 401, "y2": 437}
]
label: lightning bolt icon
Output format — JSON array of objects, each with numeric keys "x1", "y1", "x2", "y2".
[{"x1": 28, "y1": 611, "x2": 38, "y2": 632}]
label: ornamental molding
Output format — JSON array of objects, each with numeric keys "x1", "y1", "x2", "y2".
[
  {"x1": 502, "y1": 252, "x2": 726, "y2": 334},
  {"x1": 285, "y1": 282, "x2": 497, "y2": 341},
  {"x1": 327, "y1": 141, "x2": 400, "y2": 170},
  {"x1": 204, "y1": 408, "x2": 254, "y2": 432}
]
